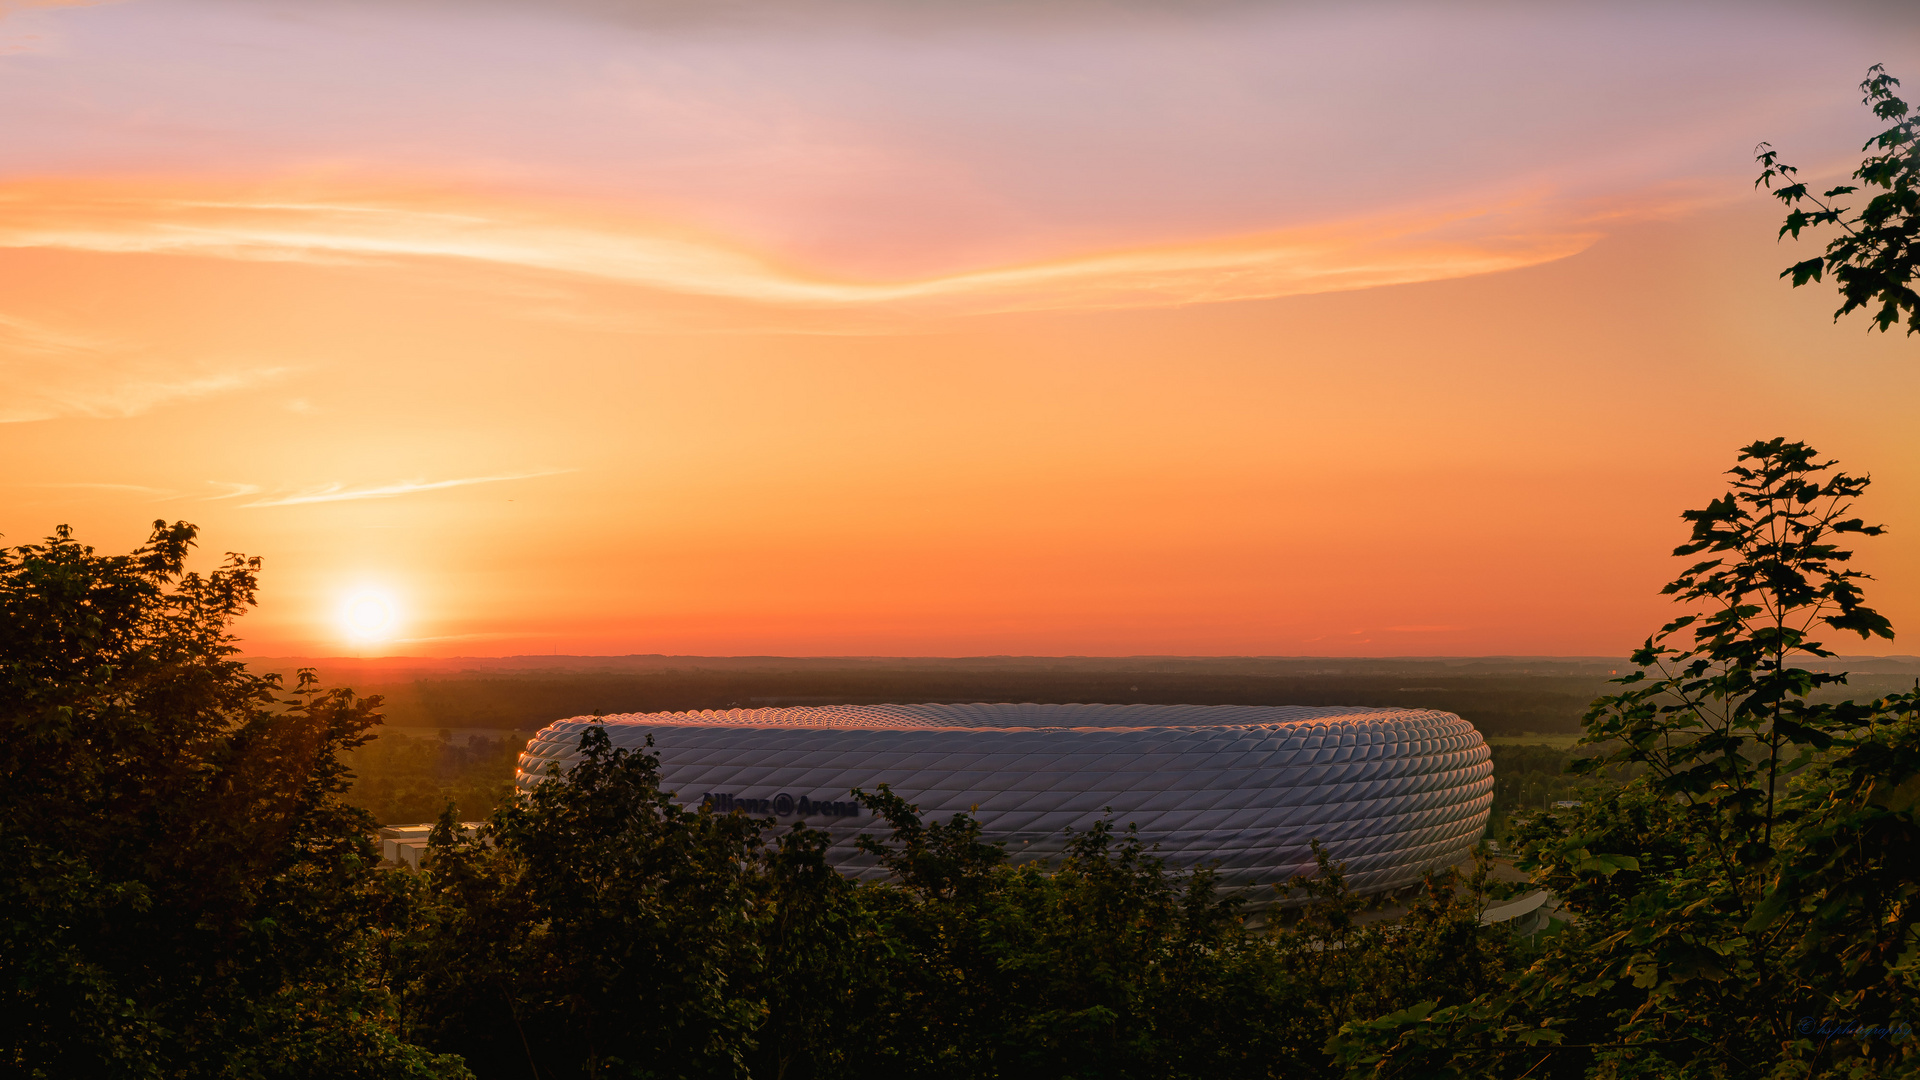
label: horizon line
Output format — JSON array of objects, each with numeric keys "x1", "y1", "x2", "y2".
[{"x1": 235, "y1": 652, "x2": 1920, "y2": 663}]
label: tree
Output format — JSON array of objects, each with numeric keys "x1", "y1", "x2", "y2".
[
  {"x1": 1757, "y1": 65, "x2": 1920, "y2": 334},
  {"x1": 1326, "y1": 441, "x2": 1920, "y2": 1079},
  {"x1": 1581, "y1": 438, "x2": 1890, "y2": 863},
  {"x1": 842, "y1": 788, "x2": 1513, "y2": 1080},
  {"x1": 0, "y1": 522, "x2": 465, "y2": 1078},
  {"x1": 404, "y1": 723, "x2": 777, "y2": 1080}
]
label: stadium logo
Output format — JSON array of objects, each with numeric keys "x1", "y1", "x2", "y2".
[{"x1": 701, "y1": 791, "x2": 862, "y2": 818}]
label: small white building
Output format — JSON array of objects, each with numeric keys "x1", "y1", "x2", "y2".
[{"x1": 375, "y1": 822, "x2": 484, "y2": 869}]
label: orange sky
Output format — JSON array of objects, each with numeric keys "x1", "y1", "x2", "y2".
[{"x1": 2, "y1": 0, "x2": 1917, "y2": 657}]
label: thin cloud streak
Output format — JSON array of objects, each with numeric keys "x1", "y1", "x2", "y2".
[
  {"x1": 1, "y1": 368, "x2": 293, "y2": 423},
  {"x1": 37, "y1": 481, "x2": 181, "y2": 499},
  {"x1": 0, "y1": 181, "x2": 1628, "y2": 314},
  {"x1": 0, "y1": 311, "x2": 113, "y2": 355},
  {"x1": 237, "y1": 469, "x2": 573, "y2": 508},
  {"x1": 0, "y1": 309, "x2": 295, "y2": 423}
]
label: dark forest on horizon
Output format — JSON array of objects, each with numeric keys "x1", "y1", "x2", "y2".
[{"x1": 247, "y1": 655, "x2": 1920, "y2": 739}]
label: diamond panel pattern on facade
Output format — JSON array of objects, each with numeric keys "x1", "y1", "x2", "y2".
[{"x1": 516, "y1": 703, "x2": 1492, "y2": 898}]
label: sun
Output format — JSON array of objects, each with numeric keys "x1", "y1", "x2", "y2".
[{"x1": 341, "y1": 591, "x2": 398, "y2": 642}]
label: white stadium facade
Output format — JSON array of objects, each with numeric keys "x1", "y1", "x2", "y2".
[{"x1": 516, "y1": 703, "x2": 1493, "y2": 898}]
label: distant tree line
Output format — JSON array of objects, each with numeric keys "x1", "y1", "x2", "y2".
[{"x1": 334, "y1": 669, "x2": 1617, "y2": 739}]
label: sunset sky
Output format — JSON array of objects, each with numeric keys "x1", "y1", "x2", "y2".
[{"x1": 3, "y1": 0, "x2": 1916, "y2": 657}]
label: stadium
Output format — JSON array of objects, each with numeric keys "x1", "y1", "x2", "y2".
[{"x1": 517, "y1": 703, "x2": 1493, "y2": 898}]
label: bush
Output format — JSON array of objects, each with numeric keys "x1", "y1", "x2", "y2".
[
  {"x1": 1327, "y1": 441, "x2": 1920, "y2": 1079},
  {"x1": 0, "y1": 523, "x2": 466, "y2": 1079}
]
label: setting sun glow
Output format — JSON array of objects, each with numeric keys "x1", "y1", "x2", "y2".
[
  {"x1": 343, "y1": 594, "x2": 396, "y2": 641},
  {"x1": 0, "y1": 1, "x2": 1913, "y2": 658}
]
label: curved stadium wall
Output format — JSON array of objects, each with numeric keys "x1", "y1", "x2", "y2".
[{"x1": 517, "y1": 703, "x2": 1493, "y2": 898}]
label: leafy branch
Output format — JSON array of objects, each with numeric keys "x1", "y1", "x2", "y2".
[
  {"x1": 1757, "y1": 64, "x2": 1920, "y2": 334},
  {"x1": 1578, "y1": 439, "x2": 1890, "y2": 876}
]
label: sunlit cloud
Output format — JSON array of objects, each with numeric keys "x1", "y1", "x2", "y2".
[
  {"x1": 0, "y1": 180, "x2": 1616, "y2": 316},
  {"x1": 0, "y1": 310, "x2": 292, "y2": 423},
  {"x1": 236, "y1": 469, "x2": 573, "y2": 508},
  {"x1": 37, "y1": 481, "x2": 181, "y2": 499}
]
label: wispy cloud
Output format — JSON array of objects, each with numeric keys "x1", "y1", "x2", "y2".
[
  {"x1": 0, "y1": 309, "x2": 293, "y2": 423},
  {"x1": 236, "y1": 469, "x2": 573, "y2": 508},
  {"x1": 36, "y1": 481, "x2": 181, "y2": 499},
  {"x1": 0, "y1": 181, "x2": 1616, "y2": 316},
  {"x1": 0, "y1": 311, "x2": 108, "y2": 355}
]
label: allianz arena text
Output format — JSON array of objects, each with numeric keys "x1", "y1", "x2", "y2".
[{"x1": 517, "y1": 703, "x2": 1493, "y2": 899}]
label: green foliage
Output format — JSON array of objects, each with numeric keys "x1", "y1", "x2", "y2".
[
  {"x1": 1581, "y1": 438, "x2": 1888, "y2": 862},
  {"x1": 399, "y1": 745, "x2": 1522, "y2": 1080},
  {"x1": 400, "y1": 735, "x2": 888, "y2": 1080},
  {"x1": 1758, "y1": 65, "x2": 1920, "y2": 333},
  {"x1": 343, "y1": 728, "x2": 528, "y2": 825},
  {"x1": 1326, "y1": 442, "x2": 1920, "y2": 1079},
  {"x1": 1267, "y1": 846, "x2": 1521, "y2": 1070},
  {"x1": 833, "y1": 794, "x2": 1515, "y2": 1080},
  {"x1": 748, "y1": 820, "x2": 878, "y2": 1080},
  {"x1": 402, "y1": 724, "x2": 770, "y2": 1079},
  {"x1": 1485, "y1": 744, "x2": 1630, "y2": 839},
  {"x1": 843, "y1": 786, "x2": 1267, "y2": 1079},
  {"x1": 1749, "y1": 692, "x2": 1920, "y2": 1019},
  {"x1": 0, "y1": 523, "x2": 466, "y2": 1079}
]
